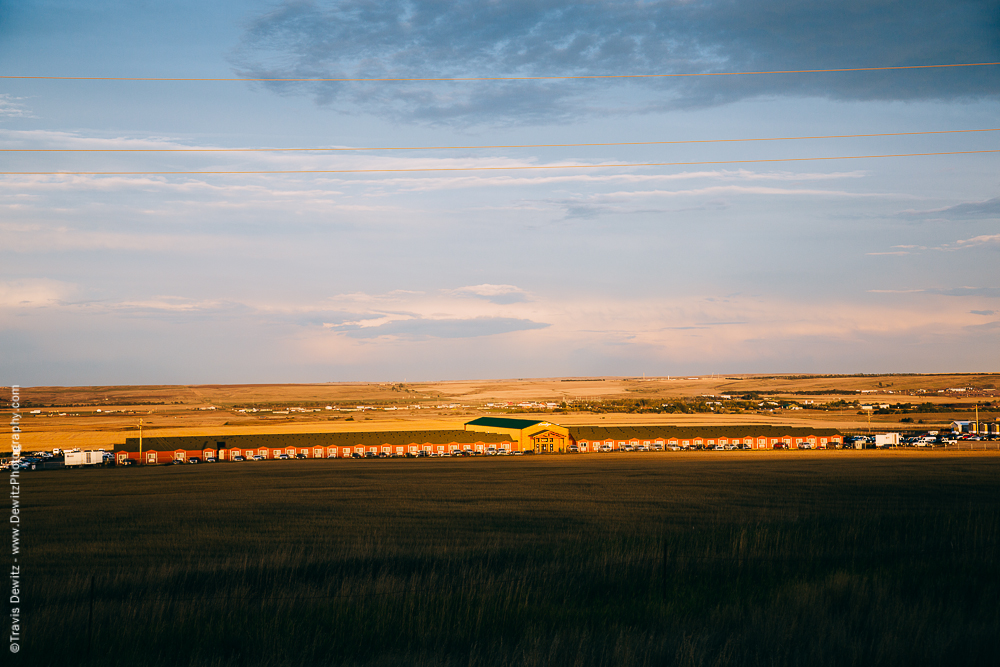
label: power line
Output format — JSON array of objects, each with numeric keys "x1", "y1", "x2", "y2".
[
  {"x1": 4, "y1": 128, "x2": 997, "y2": 153},
  {"x1": 2, "y1": 62, "x2": 996, "y2": 83},
  {"x1": 2, "y1": 149, "x2": 996, "y2": 176}
]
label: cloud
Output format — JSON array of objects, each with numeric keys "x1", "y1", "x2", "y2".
[
  {"x1": 232, "y1": 0, "x2": 1000, "y2": 124},
  {"x1": 869, "y1": 287, "x2": 1000, "y2": 298},
  {"x1": 0, "y1": 279, "x2": 77, "y2": 307},
  {"x1": 932, "y1": 233, "x2": 1000, "y2": 252},
  {"x1": 955, "y1": 234, "x2": 1000, "y2": 248},
  {"x1": 928, "y1": 287, "x2": 1000, "y2": 298},
  {"x1": 7, "y1": 282, "x2": 999, "y2": 382},
  {"x1": 971, "y1": 310, "x2": 996, "y2": 315},
  {"x1": 898, "y1": 196, "x2": 1000, "y2": 220},
  {"x1": 869, "y1": 234, "x2": 1000, "y2": 256},
  {"x1": 327, "y1": 315, "x2": 549, "y2": 339},
  {"x1": 449, "y1": 284, "x2": 530, "y2": 304},
  {"x1": 0, "y1": 95, "x2": 33, "y2": 119},
  {"x1": 550, "y1": 182, "x2": 897, "y2": 218},
  {"x1": 964, "y1": 319, "x2": 1000, "y2": 332},
  {"x1": 110, "y1": 297, "x2": 255, "y2": 320}
]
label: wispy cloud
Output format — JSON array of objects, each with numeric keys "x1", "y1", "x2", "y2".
[
  {"x1": 928, "y1": 287, "x2": 1000, "y2": 298},
  {"x1": 449, "y1": 284, "x2": 530, "y2": 304},
  {"x1": 232, "y1": 0, "x2": 1000, "y2": 125},
  {"x1": 867, "y1": 289, "x2": 925, "y2": 293},
  {"x1": 954, "y1": 233, "x2": 1000, "y2": 248},
  {"x1": 0, "y1": 279, "x2": 77, "y2": 307},
  {"x1": 932, "y1": 233, "x2": 1000, "y2": 253},
  {"x1": 327, "y1": 316, "x2": 549, "y2": 339},
  {"x1": 897, "y1": 196, "x2": 1000, "y2": 220},
  {"x1": 868, "y1": 287, "x2": 1000, "y2": 298},
  {"x1": 0, "y1": 95, "x2": 34, "y2": 119}
]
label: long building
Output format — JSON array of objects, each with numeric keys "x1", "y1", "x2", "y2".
[
  {"x1": 114, "y1": 429, "x2": 516, "y2": 464},
  {"x1": 113, "y1": 419, "x2": 842, "y2": 464}
]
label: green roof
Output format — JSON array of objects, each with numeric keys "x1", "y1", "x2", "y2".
[{"x1": 465, "y1": 417, "x2": 545, "y2": 430}]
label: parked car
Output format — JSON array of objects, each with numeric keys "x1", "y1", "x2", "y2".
[
  {"x1": 295, "y1": 453, "x2": 307, "y2": 459},
  {"x1": 233, "y1": 456, "x2": 246, "y2": 461},
  {"x1": 187, "y1": 457, "x2": 201, "y2": 464},
  {"x1": 122, "y1": 458, "x2": 138, "y2": 466},
  {"x1": 204, "y1": 457, "x2": 217, "y2": 463},
  {"x1": 278, "y1": 454, "x2": 290, "y2": 460},
  {"x1": 252, "y1": 455, "x2": 265, "y2": 461}
]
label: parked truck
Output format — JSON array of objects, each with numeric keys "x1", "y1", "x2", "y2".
[
  {"x1": 64, "y1": 450, "x2": 107, "y2": 468},
  {"x1": 875, "y1": 433, "x2": 901, "y2": 447}
]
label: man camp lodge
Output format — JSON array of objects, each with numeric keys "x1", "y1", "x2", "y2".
[{"x1": 114, "y1": 417, "x2": 843, "y2": 464}]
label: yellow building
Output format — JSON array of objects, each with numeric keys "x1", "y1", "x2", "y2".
[{"x1": 464, "y1": 417, "x2": 571, "y2": 453}]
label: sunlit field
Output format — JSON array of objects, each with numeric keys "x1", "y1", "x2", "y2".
[{"x1": 20, "y1": 452, "x2": 1000, "y2": 666}]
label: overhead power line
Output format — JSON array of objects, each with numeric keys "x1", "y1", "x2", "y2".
[
  {"x1": 2, "y1": 150, "x2": 996, "y2": 176},
  {"x1": 4, "y1": 128, "x2": 997, "y2": 153},
  {"x1": 1, "y1": 62, "x2": 996, "y2": 83}
]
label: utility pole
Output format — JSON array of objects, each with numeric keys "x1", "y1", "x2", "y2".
[{"x1": 138, "y1": 418, "x2": 143, "y2": 464}]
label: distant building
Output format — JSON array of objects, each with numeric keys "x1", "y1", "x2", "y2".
[{"x1": 113, "y1": 419, "x2": 842, "y2": 463}]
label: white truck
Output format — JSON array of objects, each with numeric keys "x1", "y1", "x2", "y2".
[
  {"x1": 875, "y1": 433, "x2": 901, "y2": 447},
  {"x1": 64, "y1": 450, "x2": 106, "y2": 467}
]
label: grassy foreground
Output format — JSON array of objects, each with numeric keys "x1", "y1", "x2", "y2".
[{"x1": 15, "y1": 452, "x2": 1000, "y2": 666}]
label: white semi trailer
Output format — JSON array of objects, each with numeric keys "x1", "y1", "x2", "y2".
[
  {"x1": 64, "y1": 450, "x2": 106, "y2": 467},
  {"x1": 875, "y1": 433, "x2": 901, "y2": 447}
]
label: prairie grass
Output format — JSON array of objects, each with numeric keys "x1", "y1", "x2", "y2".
[{"x1": 17, "y1": 454, "x2": 1000, "y2": 666}]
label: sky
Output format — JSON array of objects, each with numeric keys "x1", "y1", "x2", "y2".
[{"x1": 0, "y1": 0, "x2": 998, "y2": 385}]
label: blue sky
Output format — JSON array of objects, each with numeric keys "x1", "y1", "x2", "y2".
[{"x1": 1, "y1": 0, "x2": 998, "y2": 384}]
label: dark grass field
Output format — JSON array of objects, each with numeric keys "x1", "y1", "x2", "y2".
[{"x1": 13, "y1": 452, "x2": 1000, "y2": 666}]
